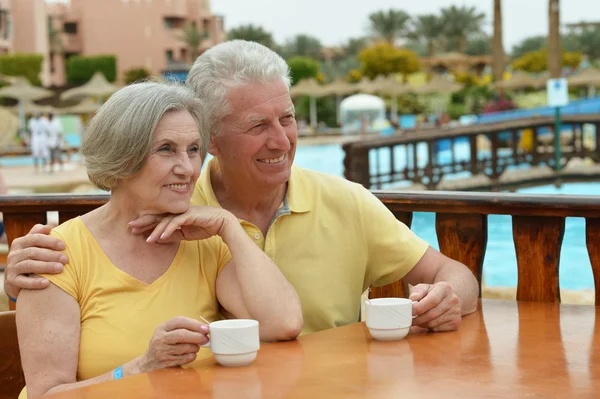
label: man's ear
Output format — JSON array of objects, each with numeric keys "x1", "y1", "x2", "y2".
[{"x1": 207, "y1": 132, "x2": 218, "y2": 156}]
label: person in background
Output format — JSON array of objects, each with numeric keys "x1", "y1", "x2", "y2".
[
  {"x1": 27, "y1": 112, "x2": 49, "y2": 173},
  {"x1": 44, "y1": 112, "x2": 64, "y2": 173}
]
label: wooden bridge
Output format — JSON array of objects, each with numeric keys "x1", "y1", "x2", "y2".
[{"x1": 342, "y1": 114, "x2": 600, "y2": 190}]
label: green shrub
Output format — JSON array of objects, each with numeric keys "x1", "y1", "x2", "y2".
[
  {"x1": 287, "y1": 56, "x2": 320, "y2": 86},
  {"x1": 66, "y1": 55, "x2": 117, "y2": 84},
  {"x1": 0, "y1": 53, "x2": 44, "y2": 85},
  {"x1": 124, "y1": 67, "x2": 151, "y2": 84}
]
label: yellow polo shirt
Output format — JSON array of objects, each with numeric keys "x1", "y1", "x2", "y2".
[{"x1": 191, "y1": 159, "x2": 429, "y2": 334}]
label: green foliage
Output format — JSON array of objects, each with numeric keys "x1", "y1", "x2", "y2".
[
  {"x1": 179, "y1": 23, "x2": 205, "y2": 61},
  {"x1": 287, "y1": 57, "x2": 320, "y2": 86},
  {"x1": 450, "y1": 85, "x2": 496, "y2": 115},
  {"x1": 511, "y1": 36, "x2": 546, "y2": 59},
  {"x1": 344, "y1": 37, "x2": 369, "y2": 58},
  {"x1": 439, "y1": 5, "x2": 485, "y2": 53},
  {"x1": 281, "y1": 34, "x2": 322, "y2": 60},
  {"x1": 358, "y1": 43, "x2": 420, "y2": 79},
  {"x1": 396, "y1": 93, "x2": 428, "y2": 115},
  {"x1": 410, "y1": 14, "x2": 445, "y2": 56},
  {"x1": 368, "y1": 9, "x2": 411, "y2": 45},
  {"x1": 227, "y1": 24, "x2": 277, "y2": 50},
  {"x1": 320, "y1": 58, "x2": 359, "y2": 82},
  {"x1": 66, "y1": 55, "x2": 117, "y2": 84},
  {"x1": 124, "y1": 67, "x2": 151, "y2": 84},
  {"x1": 294, "y1": 95, "x2": 337, "y2": 127},
  {"x1": 512, "y1": 29, "x2": 600, "y2": 61},
  {"x1": 0, "y1": 54, "x2": 44, "y2": 85},
  {"x1": 446, "y1": 103, "x2": 467, "y2": 120},
  {"x1": 466, "y1": 35, "x2": 491, "y2": 56},
  {"x1": 511, "y1": 49, "x2": 583, "y2": 73}
]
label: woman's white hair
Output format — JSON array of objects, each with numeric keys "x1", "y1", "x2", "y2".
[
  {"x1": 82, "y1": 82, "x2": 208, "y2": 191},
  {"x1": 186, "y1": 40, "x2": 291, "y2": 135}
]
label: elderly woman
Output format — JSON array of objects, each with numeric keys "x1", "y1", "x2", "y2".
[{"x1": 16, "y1": 82, "x2": 303, "y2": 398}]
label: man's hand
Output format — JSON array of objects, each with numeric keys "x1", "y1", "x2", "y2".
[
  {"x1": 4, "y1": 224, "x2": 67, "y2": 299},
  {"x1": 410, "y1": 282, "x2": 461, "y2": 332}
]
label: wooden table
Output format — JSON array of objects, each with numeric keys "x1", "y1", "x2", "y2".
[{"x1": 47, "y1": 300, "x2": 599, "y2": 399}]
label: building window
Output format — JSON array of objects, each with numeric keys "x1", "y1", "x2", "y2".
[
  {"x1": 164, "y1": 17, "x2": 184, "y2": 30},
  {"x1": 166, "y1": 50, "x2": 174, "y2": 63},
  {"x1": 64, "y1": 22, "x2": 78, "y2": 34},
  {"x1": 0, "y1": 10, "x2": 10, "y2": 40}
]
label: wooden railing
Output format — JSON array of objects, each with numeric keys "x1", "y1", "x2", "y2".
[
  {"x1": 343, "y1": 114, "x2": 600, "y2": 190},
  {"x1": 1, "y1": 191, "x2": 599, "y2": 308}
]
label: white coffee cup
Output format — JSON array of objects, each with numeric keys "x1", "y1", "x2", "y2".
[
  {"x1": 203, "y1": 319, "x2": 260, "y2": 367},
  {"x1": 365, "y1": 298, "x2": 414, "y2": 341}
]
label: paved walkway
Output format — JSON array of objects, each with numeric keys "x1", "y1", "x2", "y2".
[{"x1": 3, "y1": 161, "x2": 94, "y2": 194}]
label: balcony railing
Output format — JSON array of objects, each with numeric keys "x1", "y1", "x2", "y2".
[{"x1": 2, "y1": 190, "x2": 599, "y2": 310}]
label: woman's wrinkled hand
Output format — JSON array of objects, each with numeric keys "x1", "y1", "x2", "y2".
[
  {"x1": 129, "y1": 206, "x2": 236, "y2": 243},
  {"x1": 138, "y1": 316, "x2": 210, "y2": 373}
]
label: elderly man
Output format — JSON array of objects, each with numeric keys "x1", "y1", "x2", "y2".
[{"x1": 5, "y1": 41, "x2": 478, "y2": 334}]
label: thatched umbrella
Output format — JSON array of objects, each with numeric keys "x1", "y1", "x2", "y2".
[
  {"x1": 568, "y1": 68, "x2": 600, "y2": 97},
  {"x1": 8, "y1": 99, "x2": 56, "y2": 116},
  {"x1": 60, "y1": 72, "x2": 119, "y2": 103},
  {"x1": 493, "y1": 71, "x2": 546, "y2": 90},
  {"x1": 289, "y1": 78, "x2": 327, "y2": 128},
  {"x1": 413, "y1": 75, "x2": 463, "y2": 95},
  {"x1": 58, "y1": 97, "x2": 101, "y2": 115},
  {"x1": 0, "y1": 77, "x2": 54, "y2": 133},
  {"x1": 362, "y1": 76, "x2": 416, "y2": 124}
]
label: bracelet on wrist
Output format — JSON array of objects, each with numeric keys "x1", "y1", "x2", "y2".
[{"x1": 113, "y1": 365, "x2": 123, "y2": 380}]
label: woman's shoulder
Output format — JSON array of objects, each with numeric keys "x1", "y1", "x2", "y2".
[{"x1": 51, "y1": 217, "x2": 87, "y2": 240}]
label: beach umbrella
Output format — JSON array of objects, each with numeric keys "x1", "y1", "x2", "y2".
[
  {"x1": 413, "y1": 75, "x2": 463, "y2": 95},
  {"x1": 567, "y1": 68, "x2": 600, "y2": 97},
  {"x1": 493, "y1": 71, "x2": 546, "y2": 90},
  {"x1": 290, "y1": 78, "x2": 327, "y2": 128},
  {"x1": 58, "y1": 97, "x2": 101, "y2": 115},
  {"x1": 7, "y1": 99, "x2": 56, "y2": 116},
  {"x1": 60, "y1": 72, "x2": 119, "y2": 103},
  {"x1": 0, "y1": 77, "x2": 54, "y2": 133}
]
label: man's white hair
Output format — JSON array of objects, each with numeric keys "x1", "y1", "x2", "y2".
[{"x1": 186, "y1": 40, "x2": 291, "y2": 135}]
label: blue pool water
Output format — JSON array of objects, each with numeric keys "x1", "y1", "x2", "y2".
[{"x1": 3, "y1": 138, "x2": 597, "y2": 290}]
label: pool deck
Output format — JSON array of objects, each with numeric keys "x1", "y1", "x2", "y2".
[{"x1": 3, "y1": 161, "x2": 94, "y2": 194}]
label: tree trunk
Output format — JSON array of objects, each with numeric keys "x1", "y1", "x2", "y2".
[
  {"x1": 427, "y1": 40, "x2": 434, "y2": 57},
  {"x1": 492, "y1": 0, "x2": 505, "y2": 82},
  {"x1": 548, "y1": 0, "x2": 562, "y2": 78},
  {"x1": 457, "y1": 37, "x2": 466, "y2": 54}
]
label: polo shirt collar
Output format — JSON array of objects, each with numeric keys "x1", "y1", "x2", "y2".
[{"x1": 198, "y1": 158, "x2": 311, "y2": 213}]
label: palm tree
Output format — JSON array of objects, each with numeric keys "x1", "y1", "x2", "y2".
[
  {"x1": 281, "y1": 34, "x2": 323, "y2": 60},
  {"x1": 411, "y1": 14, "x2": 445, "y2": 57},
  {"x1": 179, "y1": 23, "x2": 204, "y2": 62},
  {"x1": 548, "y1": 0, "x2": 562, "y2": 78},
  {"x1": 227, "y1": 24, "x2": 277, "y2": 50},
  {"x1": 440, "y1": 5, "x2": 486, "y2": 53},
  {"x1": 368, "y1": 9, "x2": 411, "y2": 46},
  {"x1": 492, "y1": 0, "x2": 505, "y2": 82}
]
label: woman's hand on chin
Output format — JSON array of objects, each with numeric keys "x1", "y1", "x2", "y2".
[{"x1": 131, "y1": 206, "x2": 237, "y2": 243}]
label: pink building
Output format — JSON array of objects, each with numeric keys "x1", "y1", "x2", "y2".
[
  {"x1": 1, "y1": 0, "x2": 52, "y2": 85},
  {"x1": 47, "y1": 0, "x2": 225, "y2": 86}
]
